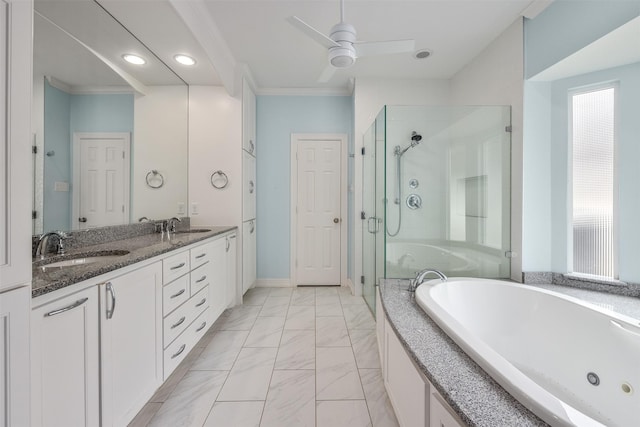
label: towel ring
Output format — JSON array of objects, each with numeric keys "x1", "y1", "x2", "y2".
[
  {"x1": 211, "y1": 170, "x2": 229, "y2": 189},
  {"x1": 146, "y1": 170, "x2": 164, "y2": 189}
]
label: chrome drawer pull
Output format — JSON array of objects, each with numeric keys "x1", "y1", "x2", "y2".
[
  {"x1": 170, "y1": 289, "x2": 186, "y2": 299},
  {"x1": 195, "y1": 253, "x2": 206, "y2": 259},
  {"x1": 195, "y1": 298, "x2": 207, "y2": 307},
  {"x1": 171, "y1": 316, "x2": 186, "y2": 329},
  {"x1": 106, "y1": 282, "x2": 116, "y2": 319},
  {"x1": 196, "y1": 321, "x2": 207, "y2": 332},
  {"x1": 171, "y1": 344, "x2": 186, "y2": 359},
  {"x1": 196, "y1": 275, "x2": 207, "y2": 283},
  {"x1": 170, "y1": 262, "x2": 186, "y2": 270},
  {"x1": 44, "y1": 298, "x2": 89, "y2": 317}
]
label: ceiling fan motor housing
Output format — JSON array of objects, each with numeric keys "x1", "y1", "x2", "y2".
[{"x1": 329, "y1": 22, "x2": 357, "y2": 68}]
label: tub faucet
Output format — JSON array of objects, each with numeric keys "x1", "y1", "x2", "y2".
[
  {"x1": 408, "y1": 268, "x2": 447, "y2": 292},
  {"x1": 34, "y1": 230, "x2": 70, "y2": 258}
]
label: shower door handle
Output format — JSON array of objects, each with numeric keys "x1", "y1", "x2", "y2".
[{"x1": 367, "y1": 217, "x2": 380, "y2": 234}]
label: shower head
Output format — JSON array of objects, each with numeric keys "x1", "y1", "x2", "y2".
[{"x1": 395, "y1": 131, "x2": 424, "y2": 156}]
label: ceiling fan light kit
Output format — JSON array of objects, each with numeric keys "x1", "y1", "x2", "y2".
[{"x1": 288, "y1": 0, "x2": 416, "y2": 80}]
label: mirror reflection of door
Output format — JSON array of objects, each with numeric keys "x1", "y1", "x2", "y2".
[{"x1": 72, "y1": 133, "x2": 130, "y2": 229}]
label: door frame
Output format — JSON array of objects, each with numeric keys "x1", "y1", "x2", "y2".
[
  {"x1": 72, "y1": 132, "x2": 131, "y2": 229},
  {"x1": 290, "y1": 133, "x2": 348, "y2": 287}
]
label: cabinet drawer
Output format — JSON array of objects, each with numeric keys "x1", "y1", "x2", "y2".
[
  {"x1": 163, "y1": 251, "x2": 190, "y2": 284},
  {"x1": 190, "y1": 241, "x2": 214, "y2": 270},
  {"x1": 163, "y1": 275, "x2": 190, "y2": 315},
  {"x1": 163, "y1": 308, "x2": 211, "y2": 379},
  {"x1": 163, "y1": 286, "x2": 209, "y2": 347},
  {"x1": 190, "y1": 286, "x2": 210, "y2": 319},
  {"x1": 190, "y1": 263, "x2": 211, "y2": 296}
]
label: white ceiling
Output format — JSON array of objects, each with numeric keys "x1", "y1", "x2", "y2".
[
  {"x1": 36, "y1": 0, "x2": 551, "y2": 93},
  {"x1": 198, "y1": 0, "x2": 534, "y2": 90},
  {"x1": 97, "y1": 0, "x2": 539, "y2": 92}
]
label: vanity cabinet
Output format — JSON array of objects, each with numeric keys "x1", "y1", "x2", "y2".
[
  {"x1": 32, "y1": 262, "x2": 162, "y2": 427},
  {"x1": 31, "y1": 286, "x2": 100, "y2": 427},
  {"x1": 100, "y1": 262, "x2": 163, "y2": 427},
  {"x1": 242, "y1": 150, "x2": 256, "y2": 221},
  {"x1": 430, "y1": 388, "x2": 464, "y2": 427}
]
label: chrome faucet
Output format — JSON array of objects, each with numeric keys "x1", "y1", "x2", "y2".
[
  {"x1": 167, "y1": 217, "x2": 182, "y2": 233},
  {"x1": 34, "y1": 231, "x2": 70, "y2": 258},
  {"x1": 408, "y1": 268, "x2": 447, "y2": 292}
]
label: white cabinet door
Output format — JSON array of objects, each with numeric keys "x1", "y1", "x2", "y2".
[
  {"x1": 242, "y1": 220, "x2": 256, "y2": 294},
  {"x1": 226, "y1": 232, "x2": 238, "y2": 308},
  {"x1": 100, "y1": 262, "x2": 163, "y2": 427},
  {"x1": 31, "y1": 286, "x2": 100, "y2": 427},
  {"x1": 1, "y1": 287, "x2": 30, "y2": 427},
  {"x1": 242, "y1": 150, "x2": 256, "y2": 221},
  {"x1": 208, "y1": 236, "x2": 227, "y2": 321},
  {"x1": 0, "y1": 0, "x2": 32, "y2": 291},
  {"x1": 242, "y1": 78, "x2": 256, "y2": 155},
  {"x1": 375, "y1": 288, "x2": 385, "y2": 374},
  {"x1": 384, "y1": 321, "x2": 427, "y2": 427},
  {"x1": 430, "y1": 388, "x2": 464, "y2": 427}
]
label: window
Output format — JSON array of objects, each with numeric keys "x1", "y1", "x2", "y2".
[{"x1": 570, "y1": 85, "x2": 616, "y2": 278}]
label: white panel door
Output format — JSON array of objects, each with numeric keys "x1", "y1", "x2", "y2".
[
  {"x1": 242, "y1": 220, "x2": 256, "y2": 294},
  {"x1": 296, "y1": 140, "x2": 341, "y2": 285},
  {"x1": 74, "y1": 133, "x2": 130, "y2": 229}
]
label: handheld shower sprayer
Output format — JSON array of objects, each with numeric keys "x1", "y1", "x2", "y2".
[{"x1": 387, "y1": 130, "x2": 423, "y2": 237}]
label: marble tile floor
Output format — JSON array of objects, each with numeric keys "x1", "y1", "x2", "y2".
[{"x1": 130, "y1": 286, "x2": 400, "y2": 427}]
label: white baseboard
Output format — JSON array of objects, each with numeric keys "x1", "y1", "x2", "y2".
[{"x1": 255, "y1": 279, "x2": 292, "y2": 288}]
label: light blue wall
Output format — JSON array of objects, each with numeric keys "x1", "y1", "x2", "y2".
[
  {"x1": 43, "y1": 79, "x2": 134, "y2": 232},
  {"x1": 523, "y1": 62, "x2": 640, "y2": 282},
  {"x1": 524, "y1": 1, "x2": 640, "y2": 78},
  {"x1": 255, "y1": 95, "x2": 353, "y2": 280},
  {"x1": 43, "y1": 81, "x2": 71, "y2": 231}
]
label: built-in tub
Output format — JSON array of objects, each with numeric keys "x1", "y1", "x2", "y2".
[
  {"x1": 386, "y1": 242, "x2": 477, "y2": 277},
  {"x1": 415, "y1": 278, "x2": 640, "y2": 427}
]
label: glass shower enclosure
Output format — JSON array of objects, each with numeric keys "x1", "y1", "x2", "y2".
[{"x1": 362, "y1": 105, "x2": 512, "y2": 313}]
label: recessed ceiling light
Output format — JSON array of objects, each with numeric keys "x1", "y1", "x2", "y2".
[
  {"x1": 174, "y1": 54, "x2": 196, "y2": 66},
  {"x1": 414, "y1": 49, "x2": 432, "y2": 60},
  {"x1": 122, "y1": 54, "x2": 146, "y2": 65}
]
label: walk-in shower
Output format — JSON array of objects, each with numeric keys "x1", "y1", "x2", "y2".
[{"x1": 362, "y1": 105, "x2": 512, "y2": 312}]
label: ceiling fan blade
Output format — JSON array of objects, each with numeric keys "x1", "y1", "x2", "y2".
[
  {"x1": 317, "y1": 65, "x2": 336, "y2": 83},
  {"x1": 287, "y1": 16, "x2": 340, "y2": 49},
  {"x1": 354, "y1": 39, "x2": 416, "y2": 58}
]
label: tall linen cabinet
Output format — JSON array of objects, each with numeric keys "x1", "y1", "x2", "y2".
[
  {"x1": 188, "y1": 79, "x2": 257, "y2": 302},
  {"x1": 0, "y1": 0, "x2": 33, "y2": 425}
]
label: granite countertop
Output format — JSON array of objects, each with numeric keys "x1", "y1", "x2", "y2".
[
  {"x1": 32, "y1": 226, "x2": 236, "y2": 298},
  {"x1": 379, "y1": 279, "x2": 640, "y2": 427}
]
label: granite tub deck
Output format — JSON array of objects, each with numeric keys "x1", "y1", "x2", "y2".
[
  {"x1": 32, "y1": 226, "x2": 236, "y2": 298},
  {"x1": 379, "y1": 279, "x2": 640, "y2": 427}
]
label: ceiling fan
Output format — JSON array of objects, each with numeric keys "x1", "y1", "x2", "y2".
[{"x1": 287, "y1": 0, "x2": 416, "y2": 82}]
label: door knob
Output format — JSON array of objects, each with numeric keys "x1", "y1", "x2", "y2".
[
  {"x1": 79, "y1": 217, "x2": 87, "y2": 223},
  {"x1": 333, "y1": 218, "x2": 340, "y2": 224}
]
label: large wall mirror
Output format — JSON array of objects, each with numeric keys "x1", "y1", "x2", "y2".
[{"x1": 33, "y1": 0, "x2": 188, "y2": 235}]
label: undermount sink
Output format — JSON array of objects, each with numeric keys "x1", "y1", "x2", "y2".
[
  {"x1": 174, "y1": 228, "x2": 211, "y2": 234},
  {"x1": 39, "y1": 250, "x2": 130, "y2": 271}
]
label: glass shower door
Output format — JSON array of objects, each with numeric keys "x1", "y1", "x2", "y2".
[{"x1": 362, "y1": 123, "x2": 377, "y2": 312}]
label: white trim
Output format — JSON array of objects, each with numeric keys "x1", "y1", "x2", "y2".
[
  {"x1": 45, "y1": 76, "x2": 134, "y2": 95},
  {"x1": 254, "y1": 279, "x2": 292, "y2": 288},
  {"x1": 290, "y1": 133, "x2": 349, "y2": 288},
  {"x1": 72, "y1": 132, "x2": 131, "y2": 230},
  {"x1": 346, "y1": 277, "x2": 355, "y2": 296},
  {"x1": 257, "y1": 87, "x2": 352, "y2": 97}
]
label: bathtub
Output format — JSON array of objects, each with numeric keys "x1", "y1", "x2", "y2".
[
  {"x1": 385, "y1": 241, "x2": 505, "y2": 278},
  {"x1": 415, "y1": 278, "x2": 639, "y2": 427}
]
